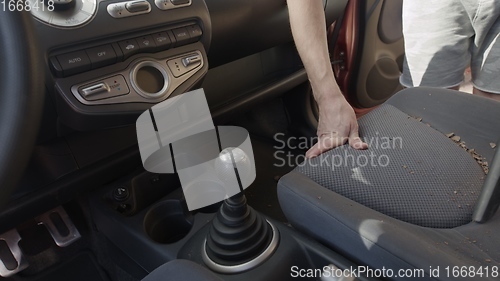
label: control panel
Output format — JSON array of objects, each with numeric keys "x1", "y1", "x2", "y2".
[
  {"x1": 33, "y1": 0, "x2": 211, "y2": 130},
  {"x1": 70, "y1": 50, "x2": 204, "y2": 105},
  {"x1": 50, "y1": 24, "x2": 202, "y2": 77}
]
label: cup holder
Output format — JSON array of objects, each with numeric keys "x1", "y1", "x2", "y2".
[{"x1": 144, "y1": 200, "x2": 194, "y2": 244}]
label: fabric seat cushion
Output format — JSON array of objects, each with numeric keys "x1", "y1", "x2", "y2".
[
  {"x1": 295, "y1": 103, "x2": 485, "y2": 228},
  {"x1": 278, "y1": 88, "x2": 500, "y2": 279}
]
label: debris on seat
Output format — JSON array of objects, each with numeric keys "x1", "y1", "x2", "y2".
[
  {"x1": 446, "y1": 132, "x2": 489, "y2": 174},
  {"x1": 409, "y1": 115, "x2": 423, "y2": 122}
]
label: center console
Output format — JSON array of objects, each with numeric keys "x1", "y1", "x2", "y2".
[
  {"x1": 33, "y1": 0, "x2": 211, "y2": 131},
  {"x1": 89, "y1": 169, "x2": 376, "y2": 281}
]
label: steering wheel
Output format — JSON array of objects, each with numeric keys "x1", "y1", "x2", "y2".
[{"x1": 0, "y1": 11, "x2": 44, "y2": 206}]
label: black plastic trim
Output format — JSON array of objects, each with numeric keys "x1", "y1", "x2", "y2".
[
  {"x1": 0, "y1": 146, "x2": 141, "y2": 233},
  {"x1": 212, "y1": 69, "x2": 308, "y2": 124}
]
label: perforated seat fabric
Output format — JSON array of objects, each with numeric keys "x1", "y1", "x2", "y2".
[
  {"x1": 278, "y1": 88, "x2": 500, "y2": 280},
  {"x1": 294, "y1": 103, "x2": 485, "y2": 228}
]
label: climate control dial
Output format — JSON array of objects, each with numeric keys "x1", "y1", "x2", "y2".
[{"x1": 29, "y1": 0, "x2": 97, "y2": 28}]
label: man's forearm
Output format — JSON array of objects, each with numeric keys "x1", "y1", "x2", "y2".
[
  {"x1": 287, "y1": 0, "x2": 342, "y2": 102},
  {"x1": 287, "y1": 0, "x2": 368, "y2": 154}
]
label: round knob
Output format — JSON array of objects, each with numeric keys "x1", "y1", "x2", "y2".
[
  {"x1": 30, "y1": 0, "x2": 97, "y2": 28},
  {"x1": 51, "y1": 0, "x2": 75, "y2": 10},
  {"x1": 214, "y1": 147, "x2": 252, "y2": 186}
]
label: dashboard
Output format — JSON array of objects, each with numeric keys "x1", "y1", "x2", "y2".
[
  {"x1": 32, "y1": 0, "x2": 211, "y2": 130},
  {"x1": 28, "y1": 0, "x2": 345, "y2": 130}
]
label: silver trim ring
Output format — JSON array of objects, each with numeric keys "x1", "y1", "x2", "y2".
[
  {"x1": 130, "y1": 60, "x2": 170, "y2": 99},
  {"x1": 201, "y1": 220, "x2": 279, "y2": 274}
]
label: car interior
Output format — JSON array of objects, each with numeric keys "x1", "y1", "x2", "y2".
[{"x1": 0, "y1": 0, "x2": 499, "y2": 280}]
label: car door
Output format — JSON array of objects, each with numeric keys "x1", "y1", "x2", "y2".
[{"x1": 332, "y1": 0, "x2": 404, "y2": 112}]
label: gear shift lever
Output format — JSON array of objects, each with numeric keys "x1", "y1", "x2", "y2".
[
  {"x1": 202, "y1": 148, "x2": 279, "y2": 273},
  {"x1": 136, "y1": 90, "x2": 279, "y2": 272}
]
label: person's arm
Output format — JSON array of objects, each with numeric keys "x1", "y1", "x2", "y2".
[{"x1": 287, "y1": 0, "x2": 367, "y2": 157}]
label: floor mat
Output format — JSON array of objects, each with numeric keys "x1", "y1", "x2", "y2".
[{"x1": 26, "y1": 252, "x2": 109, "y2": 281}]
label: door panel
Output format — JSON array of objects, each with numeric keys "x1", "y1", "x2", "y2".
[{"x1": 333, "y1": 0, "x2": 404, "y2": 109}]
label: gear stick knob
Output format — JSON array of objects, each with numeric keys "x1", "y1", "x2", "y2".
[{"x1": 214, "y1": 147, "x2": 253, "y2": 190}]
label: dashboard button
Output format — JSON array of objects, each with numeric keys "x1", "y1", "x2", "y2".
[
  {"x1": 108, "y1": 1, "x2": 151, "y2": 18},
  {"x1": 85, "y1": 45, "x2": 117, "y2": 69},
  {"x1": 50, "y1": 57, "x2": 64, "y2": 77},
  {"x1": 155, "y1": 0, "x2": 191, "y2": 10},
  {"x1": 182, "y1": 54, "x2": 201, "y2": 67},
  {"x1": 136, "y1": 35, "x2": 157, "y2": 52},
  {"x1": 126, "y1": 0, "x2": 150, "y2": 12},
  {"x1": 78, "y1": 75, "x2": 130, "y2": 101},
  {"x1": 56, "y1": 51, "x2": 91, "y2": 76},
  {"x1": 171, "y1": 0, "x2": 190, "y2": 5},
  {"x1": 151, "y1": 32, "x2": 172, "y2": 50},
  {"x1": 172, "y1": 27, "x2": 191, "y2": 47},
  {"x1": 118, "y1": 39, "x2": 140, "y2": 59},
  {"x1": 167, "y1": 53, "x2": 202, "y2": 78},
  {"x1": 80, "y1": 83, "x2": 110, "y2": 99},
  {"x1": 186, "y1": 25, "x2": 203, "y2": 41}
]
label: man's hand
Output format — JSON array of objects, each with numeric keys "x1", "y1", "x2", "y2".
[
  {"x1": 287, "y1": 0, "x2": 368, "y2": 158},
  {"x1": 306, "y1": 94, "x2": 368, "y2": 158}
]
